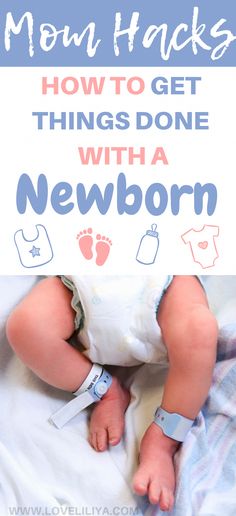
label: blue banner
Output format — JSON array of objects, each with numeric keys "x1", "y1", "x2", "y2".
[{"x1": 0, "y1": 0, "x2": 235, "y2": 66}]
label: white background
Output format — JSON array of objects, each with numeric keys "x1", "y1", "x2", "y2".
[{"x1": 0, "y1": 67, "x2": 235, "y2": 274}]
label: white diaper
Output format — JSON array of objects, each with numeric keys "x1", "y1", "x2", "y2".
[{"x1": 62, "y1": 275, "x2": 173, "y2": 366}]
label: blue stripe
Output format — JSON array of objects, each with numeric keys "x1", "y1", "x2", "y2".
[{"x1": 0, "y1": 0, "x2": 235, "y2": 66}]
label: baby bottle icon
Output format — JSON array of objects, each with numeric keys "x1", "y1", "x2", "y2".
[{"x1": 136, "y1": 224, "x2": 159, "y2": 265}]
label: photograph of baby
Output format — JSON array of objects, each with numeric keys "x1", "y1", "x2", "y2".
[{"x1": 1, "y1": 275, "x2": 236, "y2": 515}]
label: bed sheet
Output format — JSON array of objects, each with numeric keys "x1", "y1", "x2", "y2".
[{"x1": 0, "y1": 276, "x2": 236, "y2": 516}]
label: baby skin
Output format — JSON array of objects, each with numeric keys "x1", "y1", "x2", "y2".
[{"x1": 6, "y1": 276, "x2": 218, "y2": 512}]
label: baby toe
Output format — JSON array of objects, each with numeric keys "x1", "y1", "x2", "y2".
[
  {"x1": 89, "y1": 431, "x2": 97, "y2": 451},
  {"x1": 132, "y1": 466, "x2": 150, "y2": 497},
  {"x1": 159, "y1": 487, "x2": 174, "y2": 512},
  {"x1": 107, "y1": 423, "x2": 123, "y2": 446},
  {"x1": 96, "y1": 428, "x2": 108, "y2": 452},
  {"x1": 148, "y1": 480, "x2": 161, "y2": 505}
]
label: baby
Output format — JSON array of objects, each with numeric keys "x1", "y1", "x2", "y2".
[{"x1": 6, "y1": 275, "x2": 218, "y2": 512}]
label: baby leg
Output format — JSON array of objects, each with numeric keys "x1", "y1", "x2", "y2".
[
  {"x1": 6, "y1": 277, "x2": 129, "y2": 450},
  {"x1": 133, "y1": 276, "x2": 218, "y2": 511},
  {"x1": 6, "y1": 277, "x2": 92, "y2": 390}
]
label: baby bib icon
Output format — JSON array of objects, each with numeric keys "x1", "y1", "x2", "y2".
[{"x1": 14, "y1": 225, "x2": 53, "y2": 268}]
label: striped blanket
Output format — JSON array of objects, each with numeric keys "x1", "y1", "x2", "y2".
[{"x1": 167, "y1": 323, "x2": 236, "y2": 516}]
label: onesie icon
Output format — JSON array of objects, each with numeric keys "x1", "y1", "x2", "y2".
[
  {"x1": 181, "y1": 224, "x2": 219, "y2": 269},
  {"x1": 14, "y1": 224, "x2": 53, "y2": 268}
]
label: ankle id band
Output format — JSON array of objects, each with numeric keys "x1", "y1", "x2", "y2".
[
  {"x1": 154, "y1": 407, "x2": 194, "y2": 442},
  {"x1": 50, "y1": 364, "x2": 112, "y2": 429}
]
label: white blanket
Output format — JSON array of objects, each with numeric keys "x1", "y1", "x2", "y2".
[{"x1": 0, "y1": 276, "x2": 236, "y2": 515}]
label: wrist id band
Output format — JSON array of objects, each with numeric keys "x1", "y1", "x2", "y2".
[
  {"x1": 154, "y1": 407, "x2": 194, "y2": 442},
  {"x1": 50, "y1": 364, "x2": 112, "y2": 429}
]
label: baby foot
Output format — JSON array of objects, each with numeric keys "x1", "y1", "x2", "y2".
[
  {"x1": 95, "y1": 234, "x2": 112, "y2": 266},
  {"x1": 77, "y1": 228, "x2": 93, "y2": 260},
  {"x1": 133, "y1": 423, "x2": 179, "y2": 511},
  {"x1": 89, "y1": 377, "x2": 130, "y2": 452}
]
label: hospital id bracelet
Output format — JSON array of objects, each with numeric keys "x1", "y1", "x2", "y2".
[
  {"x1": 50, "y1": 364, "x2": 112, "y2": 429},
  {"x1": 154, "y1": 407, "x2": 194, "y2": 442}
]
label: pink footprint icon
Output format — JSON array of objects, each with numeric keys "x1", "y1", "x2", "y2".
[
  {"x1": 77, "y1": 228, "x2": 93, "y2": 260},
  {"x1": 95, "y1": 234, "x2": 112, "y2": 266},
  {"x1": 77, "y1": 229, "x2": 112, "y2": 266}
]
